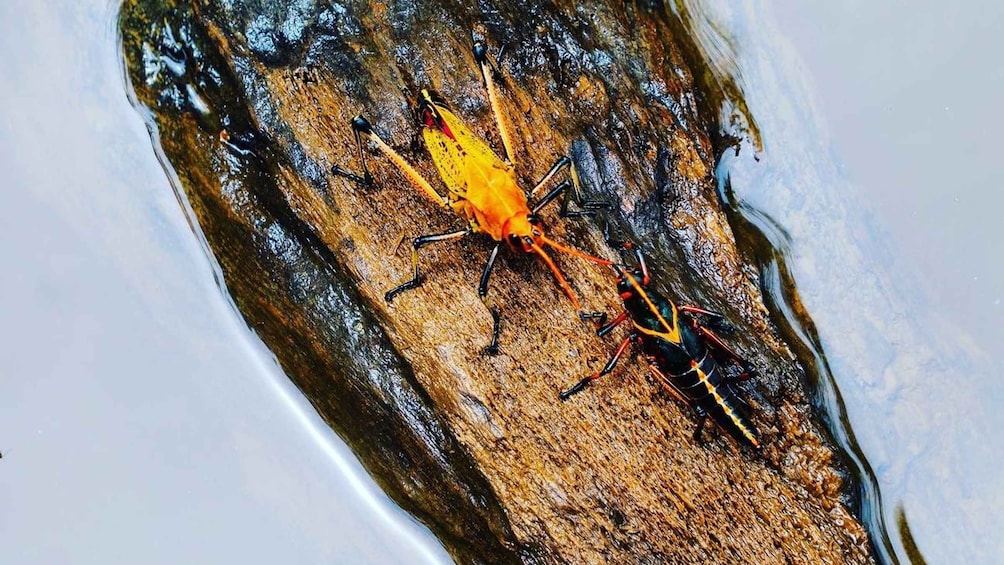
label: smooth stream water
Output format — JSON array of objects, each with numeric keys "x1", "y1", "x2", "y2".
[
  {"x1": 4, "y1": 0, "x2": 1000, "y2": 563},
  {"x1": 0, "y1": 1, "x2": 449, "y2": 563},
  {"x1": 685, "y1": 0, "x2": 1004, "y2": 562}
]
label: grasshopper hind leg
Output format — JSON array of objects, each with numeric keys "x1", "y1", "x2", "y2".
[
  {"x1": 332, "y1": 115, "x2": 449, "y2": 207},
  {"x1": 473, "y1": 40, "x2": 515, "y2": 166},
  {"x1": 331, "y1": 116, "x2": 375, "y2": 187},
  {"x1": 473, "y1": 37, "x2": 607, "y2": 220}
]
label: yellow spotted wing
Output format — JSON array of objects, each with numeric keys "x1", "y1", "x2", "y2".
[{"x1": 422, "y1": 103, "x2": 512, "y2": 201}]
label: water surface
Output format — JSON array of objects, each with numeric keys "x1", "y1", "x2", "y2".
[
  {"x1": 0, "y1": 1, "x2": 449, "y2": 562},
  {"x1": 685, "y1": 0, "x2": 1004, "y2": 562},
  {"x1": 6, "y1": 0, "x2": 997, "y2": 562}
]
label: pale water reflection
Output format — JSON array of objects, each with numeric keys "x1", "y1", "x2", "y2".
[
  {"x1": 6, "y1": 0, "x2": 997, "y2": 562},
  {"x1": 0, "y1": 1, "x2": 449, "y2": 563},
  {"x1": 684, "y1": 0, "x2": 1004, "y2": 562}
]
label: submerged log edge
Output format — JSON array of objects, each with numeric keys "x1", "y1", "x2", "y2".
[{"x1": 120, "y1": 1, "x2": 876, "y2": 563}]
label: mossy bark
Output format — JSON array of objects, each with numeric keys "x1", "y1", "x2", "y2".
[{"x1": 120, "y1": 1, "x2": 875, "y2": 563}]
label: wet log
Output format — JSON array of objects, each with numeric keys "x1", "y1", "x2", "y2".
[{"x1": 120, "y1": 0, "x2": 874, "y2": 563}]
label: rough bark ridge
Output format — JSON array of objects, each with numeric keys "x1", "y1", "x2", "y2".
[{"x1": 121, "y1": 0, "x2": 875, "y2": 563}]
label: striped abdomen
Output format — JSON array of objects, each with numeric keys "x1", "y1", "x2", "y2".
[
  {"x1": 650, "y1": 344, "x2": 760, "y2": 449},
  {"x1": 624, "y1": 282, "x2": 760, "y2": 449}
]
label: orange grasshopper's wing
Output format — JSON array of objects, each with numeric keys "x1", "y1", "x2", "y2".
[
  {"x1": 423, "y1": 104, "x2": 512, "y2": 201},
  {"x1": 437, "y1": 105, "x2": 507, "y2": 169},
  {"x1": 422, "y1": 127, "x2": 469, "y2": 201}
]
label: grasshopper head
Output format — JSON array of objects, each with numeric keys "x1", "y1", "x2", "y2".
[
  {"x1": 417, "y1": 89, "x2": 455, "y2": 139},
  {"x1": 502, "y1": 215, "x2": 542, "y2": 253},
  {"x1": 614, "y1": 265, "x2": 650, "y2": 305}
]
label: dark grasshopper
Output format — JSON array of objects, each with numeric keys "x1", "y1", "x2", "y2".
[{"x1": 561, "y1": 244, "x2": 761, "y2": 449}]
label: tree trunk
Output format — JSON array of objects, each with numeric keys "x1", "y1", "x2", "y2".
[{"x1": 120, "y1": 0, "x2": 875, "y2": 563}]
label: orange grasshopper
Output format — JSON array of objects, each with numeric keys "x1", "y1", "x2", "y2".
[{"x1": 332, "y1": 40, "x2": 610, "y2": 353}]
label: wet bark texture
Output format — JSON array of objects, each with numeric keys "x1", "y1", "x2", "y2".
[{"x1": 120, "y1": 1, "x2": 875, "y2": 563}]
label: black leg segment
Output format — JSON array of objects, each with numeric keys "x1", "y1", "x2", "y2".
[
  {"x1": 385, "y1": 228, "x2": 470, "y2": 302},
  {"x1": 693, "y1": 409, "x2": 708, "y2": 444},
  {"x1": 560, "y1": 333, "x2": 635, "y2": 400},
  {"x1": 596, "y1": 310, "x2": 628, "y2": 337},
  {"x1": 529, "y1": 155, "x2": 608, "y2": 218},
  {"x1": 528, "y1": 156, "x2": 572, "y2": 199},
  {"x1": 531, "y1": 179, "x2": 608, "y2": 218},
  {"x1": 478, "y1": 243, "x2": 502, "y2": 298},
  {"x1": 331, "y1": 115, "x2": 375, "y2": 187},
  {"x1": 478, "y1": 243, "x2": 503, "y2": 355},
  {"x1": 481, "y1": 301, "x2": 502, "y2": 356},
  {"x1": 579, "y1": 311, "x2": 608, "y2": 326}
]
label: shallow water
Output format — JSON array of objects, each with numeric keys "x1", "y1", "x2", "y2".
[
  {"x1": 0, "y1": 1, "x2": 449, "y2": 562},
  {"x1": 5, "y1": 0, "x2": 998, "y2": 562},
  {"x1": 684, "y1": 0, "x2": 1004, "y2": 562}
]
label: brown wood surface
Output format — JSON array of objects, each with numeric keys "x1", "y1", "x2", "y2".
[{"x1": 121, "y1": 1, "x2": 875, "y2": 562}]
